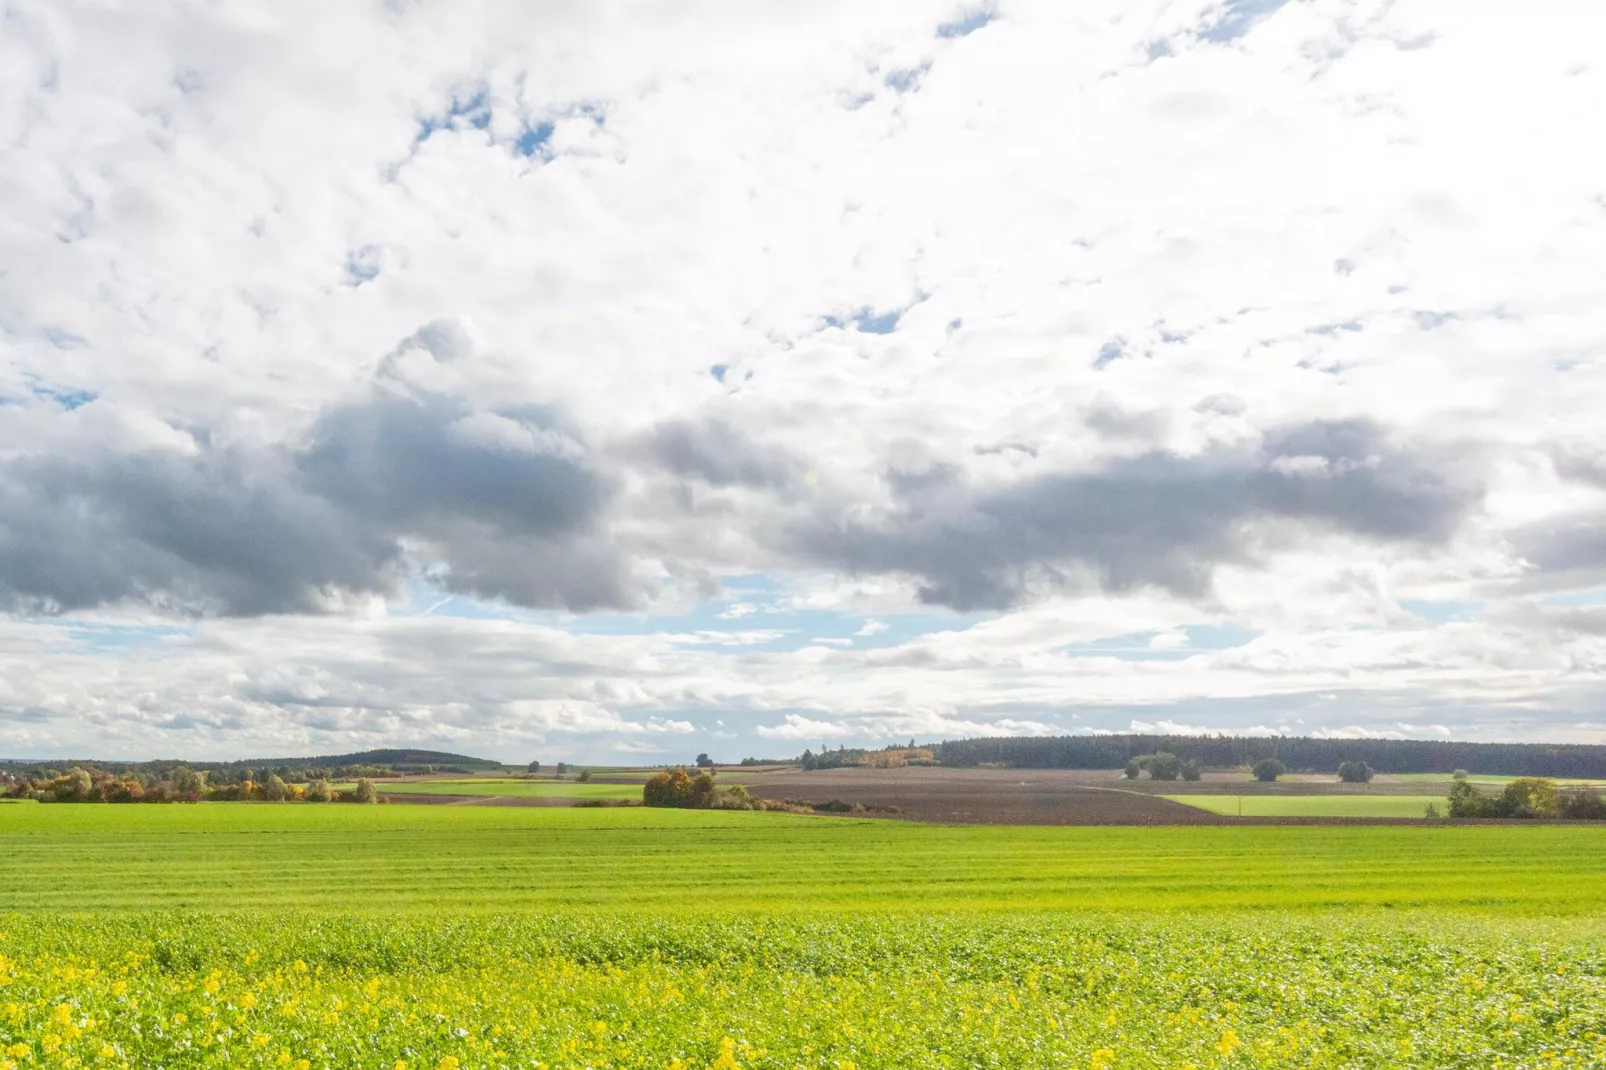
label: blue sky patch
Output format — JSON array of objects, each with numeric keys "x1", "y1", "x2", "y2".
[
  {"x1": 1200, "y1": 0, "x2": 1293, "y2": 44},
  {"x1": 937, "y1": 9, "x2": 994, "y2": 39}
]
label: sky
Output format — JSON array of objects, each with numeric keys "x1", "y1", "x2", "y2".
[{"x1": 3, "y1": 0, "x2": 1606, "y2": 763}]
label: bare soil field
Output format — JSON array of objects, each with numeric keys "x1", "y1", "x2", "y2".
[{"x1": 706, "y1": 767, "x2": 1232, "y2": 825}]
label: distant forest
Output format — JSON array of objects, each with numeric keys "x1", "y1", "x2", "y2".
[
  {"x1": 0, "y1": 747, "x2": 500, "y2": 784},
  {"x1": 930, "y1": 734, "x2": 1606, "y2": 778}
]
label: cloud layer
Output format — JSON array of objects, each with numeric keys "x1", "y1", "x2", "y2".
[{"x1": 3, "y1": 0, "x2": 1606, "y2": 758}]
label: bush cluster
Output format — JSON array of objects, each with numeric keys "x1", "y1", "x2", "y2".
[
  {"x1": 1446, "y1": 777, "x2": 1606, "y2": 820},
  {"x1": 1337, "y1": 760, "x2": 1374, "y2": 783},
  {"x1": 642, "y1": 768, "x2": 801, "y2": 812},
  {"x1": 1122, "y1": 752, "x2": 1200, "y2": 781}
]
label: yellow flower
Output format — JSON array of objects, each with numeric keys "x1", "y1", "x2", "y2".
[
  {"x1": 251, "y1": 1033, "x2": 270, "y2": 1048},
  {"x1": 51, "y1": 1004, "x2": 73, "y2": 1026},
  {"x1": 709, "y1": 1037, "x2": 741, "y2": 1070},
  {"x1": 1091, "y1": 1049, "x2": 1116, "y2": 1069},
  {"x1": 98, "y1": 1043, "x2": 117, "y2": 1059},
  {"x1": 436, "y1": 1058, "x2": 460, "y2": 1070},
  {"x1": 172, "y1": 1013, "x2": 187, "y2": 1025},
  {"x1": 392, "y1": 1062, "x2": 408, "y2": 1070},
  {"x1": 1217, "y1": 1030, "x2": 1241, "y2": 1057},
  {"x1": 293, "y1": 1061, "x2": 311, "y2": 1070}
]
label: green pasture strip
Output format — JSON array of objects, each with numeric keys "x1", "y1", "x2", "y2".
[
  {"x1": 5, "y1": 804, "x2": 1606, "y2": 915},
  {"x1": 1387, "y1": 773, "x2": 1606, "y2": 786},
  {"x1": 1164, "y1": 794, "x2": 1445, "y2": 817},
  {"x1": 329, "y1": 778, "x2": 641, "y2": 799}
]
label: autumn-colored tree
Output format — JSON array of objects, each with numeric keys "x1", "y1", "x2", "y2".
[
  {"x1": 1501, "y1": 777, "x2": 1558, "y2": 819},
  {"x1": 354, "y1": 778, "x2": 379, "y2": 804},
  {"x1": 263, "y1": 774, "x2": 290, "y2": 802}
]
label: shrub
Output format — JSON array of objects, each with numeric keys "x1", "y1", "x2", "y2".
[
  {"x1": 1251, "y1": 759, "x2": 1285, "y2": 783},
  {"x1": 263, "y1": 775, "x2": 290, "y2": 802},
  {"x1": 578, "y1": 769, "x2": 593, "y2": 783},
  {"x1": 1337, "y1": 761, "x2": 1374, "y2": 784},
  {"x1": 305, "y1": 779, "x2": 333, "y2": 802},
  {"x1": 1181, "y1": 758, "x2": 1202, "y2": 781},
  {"x1": 1123, "y1": 759, "x2": 1141, "y2": 779},
  {"x1": 526, "y1": 760, "x2": 541, "y2": 773},
  {"x1": 1423, "y1": 802, "x2": 1441, "y2": 819},
  {"x1": 1559, "y1": 788, "x2": 1606, "y2": 820},
  {"x1": 1452, "y1": 769, "x2": 1470, "y2": 781},
  {"x1": 1558, "y1": 788, "x2": 1606, "y2": 820},
  {"x1": 353, "y1": 778, "x2": 379, "y2": 804}
]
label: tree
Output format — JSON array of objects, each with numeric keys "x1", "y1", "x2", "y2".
[
  {"x1": 527, "y1": 760, "x2": 541, "y2": 773},
  {"x1": 577, "y1": 769, "x2": 593, "y2": 782},
  {"x1": 555, "y1": 762, "x2": 568, "y2": 777},
  {"x1": 1147, "y1": 752, "x2": 1183, "y2": 780},
  {"x1": 305, "y1": 779, "x2": 333, "y2": 803},
  {"x1": 1501, "y1": 777, "x2": 1558, "y2": 819},
  {"x1": 354, "y1": 778, "x2": 378, "y2": 804},
  {"x1": 1452, "y1": 769, "x2": 1470, "y2": 781},
  {"x1": 263, "y1": 775, "x2": 290, "y2": 802},
  {"x1": 1252, "y1": 758, "x2": 1285, "y2": 783},
  {"x1": 696, "y1": 752, "x2": 714, "y2": 768},
  {"x1": 1123, "y1": 759, "x2": 1141, "y2": 779},
  {"x1": 64, "y1": 767, "x2": 93, "y2": 801},
  {"x1": 1447, "y1": 779, "x2": 1493, "y2": 817},
  {"x1": 171, "y1": 766, "x2": 208, "y2": 799},
  {"x1": 1181, "y1": 758, "x2": 1202, "y2": 781},
  {"x1": 1337, "y1": 760, "x2": 1374, "y2": 783}
]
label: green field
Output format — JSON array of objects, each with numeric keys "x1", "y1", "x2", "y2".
[
  {"x1": 1164, "y1": 794, "x2": 1445, "y2": 818},
  {"x1": 1388, "y1": 773, "x2": 1606, "y2": 786},
  {"x1": 3, "y1": 806, "x2": 1605, "y2": 1067},
  {"x1": 336, "y1": 777, "x2": 641, "y2": 800}
]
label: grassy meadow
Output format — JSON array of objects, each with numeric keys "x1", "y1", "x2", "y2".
[
  {"x1": 3, "y1": 805, "x2": 1606, "y2": 1067},
  {"x1": 1163, "y1": 794, "x2": 1445, "y2": 818}
]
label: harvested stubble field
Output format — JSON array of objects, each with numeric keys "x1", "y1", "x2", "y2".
[{"x1": 3, "y1": 805, "x2": 1606, "y2": 1067}]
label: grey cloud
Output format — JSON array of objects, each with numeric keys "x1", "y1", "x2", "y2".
[
  {"x1": 1510, "y1": 516, "x2": 1606, "y2": 588},
  {"x1": 1, "y1": 321, "x2": 632, "y2": 616},
  {"x1": 0, "y1": 446, "x2": 395, "y2": 615},
  {"x1": 641, "y1": 418, "x2": 801, "y2": 490},
  {"x1": 786, "y1": 420, "x2": 1476, "y2": 610}
]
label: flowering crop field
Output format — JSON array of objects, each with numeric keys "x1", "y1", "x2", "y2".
[{"x1": 3, "y1": 807, "x2": 1606, "y2": 1068}]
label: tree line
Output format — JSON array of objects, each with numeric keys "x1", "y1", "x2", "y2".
[
  {"x1": 3, "y1": 766, "x2": 382, "y2": 804},
  {"x1": 929, "y1": 734, "x2": 1606, "y2": 777},
  {"x1": 1442, "y1": 774, "x2": 1606, "y2": 820}
]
